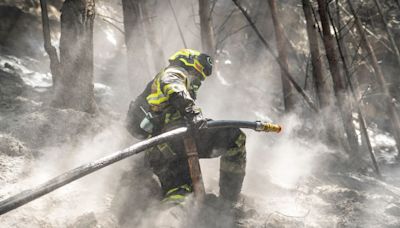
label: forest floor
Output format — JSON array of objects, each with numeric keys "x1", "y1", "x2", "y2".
[{"x1": 1, "y1": 53, "x2": 400, "y2": 228}]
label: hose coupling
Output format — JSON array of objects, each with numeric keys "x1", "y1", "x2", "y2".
[{"x1": 255, "y1": 121, "x2": 282, "y2": 133}]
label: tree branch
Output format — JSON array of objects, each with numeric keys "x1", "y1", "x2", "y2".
[{"x1": 232, "y1": 0, "x2": 318, "y2": 112}]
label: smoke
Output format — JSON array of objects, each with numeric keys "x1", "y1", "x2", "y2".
[{"x1": 1, "y1": 0, "x2": 388, "y2": 227}]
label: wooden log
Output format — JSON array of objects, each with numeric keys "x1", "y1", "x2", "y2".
[{"x1": 183, "y1": 134, "x2": 205, "y2": 202}]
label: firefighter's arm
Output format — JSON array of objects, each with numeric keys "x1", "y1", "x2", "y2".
[{"x1": 160, "y1": 73, "x2": 207, "y2": 128}]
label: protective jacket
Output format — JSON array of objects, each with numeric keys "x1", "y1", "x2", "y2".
[
  {"x1": 126, "y1": 65, "x2": 202, "y2": 139},
  {"x1": 146, "y1": 66, "x2": 201, "y2": 126},
  {"x1": 126, "y1": 64, "x2": 246, "y2": 204}
]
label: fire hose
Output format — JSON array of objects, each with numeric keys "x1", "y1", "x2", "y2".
[{"x1": 0, "y1": 120, "x2": 281, "y2": 215}]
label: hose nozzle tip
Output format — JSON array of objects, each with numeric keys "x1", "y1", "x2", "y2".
[{"x1": 256, "y1": 121, "x2": 282, "y2": 133}]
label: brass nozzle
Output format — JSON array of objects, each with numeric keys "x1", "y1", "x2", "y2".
[{"x1": 255, "y1": 121, "x2": 282, "y2": 133}]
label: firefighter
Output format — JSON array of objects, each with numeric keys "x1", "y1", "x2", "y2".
[{"x1": 126, "y1": 49, "x2": 246, "y2": 205}]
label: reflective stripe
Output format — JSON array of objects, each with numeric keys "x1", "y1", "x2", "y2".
[
  {"x1": 147, "y1": 96, "x2": 169, "y2": 105},
  {"x1": 162, "y1": 184, "x2": 192, "y2": 203},
  {"x1": 165, "y1": 184, "x2": 192, "y2": 196},
  {"x1": 179, "y1": 58, "x2": 207, "y2": 80},
  {"x1": 169, "y1": 49, "x2": 201, "y2": 61},
  {"x1": 146, "y1": 68, "x2": 189, "y2": 108},
  {"x1": 162, "y1": 194, "x2": 186, "y2": 204},
  {"x1": 147, "y1": 76, "x2": 169, "y2": 106}
]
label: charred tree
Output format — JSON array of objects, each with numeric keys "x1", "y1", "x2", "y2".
[
  {"x1": 122, "y1": 0, "x2": 150, "y2": 92},
  {"x1": 333, "y1": 1, "x2": 362, "y2": 98},
  {"x1": 232, "y1": 0, "x2": 318, "y2": 112},
  {"x1": 268, "y1": 0, "x2": 296, "y2": 112},
  {"x1": 348, "y1": 0, "x2": 400, "y2": 159},
  {"x1": 333, "y1": 0, "x2": 367, "y2": 148},
  {"x1": 303, "y1": 0, "x2": 330, "y2": 109},
  {"x1": 52, "y1": 0, "x2": 97, "y2": 113},
  {"x1": 373, "y1": 0, "x2": 400, "y2": 97},
  {"x1": 39, "y1": 0, "x2": 61, "y2": 89},
  {"x1": 140, "y1": 1, "x2": 166, "y2": 71},
  {"x1": 302, "y1": 0, "x2": 342, "y2": 146},
  {"x1": 199, "y1": 0, "x2": 216, "y2": 55},
  {"x1": 329, "y1": 3, "x2": 381, "y2": 177},
  {"x1": 316, "y1": 0, "x2": 359, "y2": 154}
]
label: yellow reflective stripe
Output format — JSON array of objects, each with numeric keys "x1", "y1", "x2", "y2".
[
  {"x1": 165, "y1": 184, "x2": 192, "y2": 196},
  {"x1": 147, "y1": 93, "x2": 161, "y2": 98},
  {"x1": 147, "y1": 96, "x2": 169, "y2": 105},
  {"x1": 162, "y1": 194, "x2": 185, "y2": 203},
  {"x1": 169, "y1": 49, "x2": 200, "y2": 61},
  {"x1": 166, "y1": 187, "x2": 179, "y2": 196},
  {"x1": 181, "y1": 184, "x2": 191, "y2": 192},
  {"x1": 180, "y1": 58, "x2": 206, "y2": 80},
  {"x1": 146, "y1": 77, "x2": 162, "y2": 99},
  {"x1": 147, "y1": 75, "x2": 169, "y2": 105}
]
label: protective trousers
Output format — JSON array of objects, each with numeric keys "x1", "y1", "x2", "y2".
[{"x1": 145, "y1": 126, "x2": 246, "y2": 203}]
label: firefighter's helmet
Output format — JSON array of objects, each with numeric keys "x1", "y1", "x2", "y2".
[{"x1": 168, "y1": 49, "x2": 213, "y2": 80}]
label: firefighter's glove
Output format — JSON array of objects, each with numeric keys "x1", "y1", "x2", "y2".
[
  {"x1": 185, "y1": 106, "x2": 207, "y2": 130},
  {"x1": 169, "y1": 92, "x2": 207, "y2": 129},
  {"x1": 191, "y1": 113, "x2": 208, "y2": 130}
]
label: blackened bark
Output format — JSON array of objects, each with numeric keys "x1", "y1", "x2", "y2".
[
  {"x1": 40, "y1": 0, "x2": 61, "y2": 89},
  {"x1": 303, "y1": 0, "x2": 342, "y2": 147},
  {"x1": 303, "y1": 0, "x2": 330, "y2": 109},
  {"x1": 330, "y1": 3, "x2": 381, "y2": 177},
  {"x1": 122, "y1": 0, "x2": 150, "y2": 92},
  {"x1": 232, "y1": 0, "x2": 318, "y2": 112},
  {"x1": 268, "y1": 0, "x2": 296, "y2": 112},
  {"x1": 199, "y1": 0, "x2": 216, "y2": 55},
  {"x1": 53, "y1": 0, "x2": 97, "y2": 113},
  {"x1": 348, "y1": 0, "x2": 400, "y2": 159},
  {"x1": 140, "y1": 1, "x2": 166, "y2": 71},
  {"x1": 317, "y1": 0, "x2": 359, "y2": 154},
  {"x1": 122, "y1": 0, "x2": 139, "y2": 53},
  {"x1": 373, "y1": 0, "x2": 400, "y2": 98}
]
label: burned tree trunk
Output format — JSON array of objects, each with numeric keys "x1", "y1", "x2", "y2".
[
  {"x1": 232, "y1": 0, "x2": 318, "y2": 112},
  {"x1": 302, "y1": 0, "x2": 330, "y2": 109},
  {"x1": 268, "y1": 0, "x2": 296, "y2": 112},
  {"x1": 39, "y1": 0, "x2": 61, "y2": 89},
  {"x1": 303, "y1": 0, "x2": 343, "y2": 147},
  {"x1": 199, "y1": 0, "x2": 216, "y2": 55},
  {"x1": 122, "y1": 0, "x2": 150, "y2": 92},
  {"x1": 329, "y1": 3, "x2": 381, "y2": 177},
  {"x1": 348, "y1": 0, "x2": 400, "y2": 159},
  {"x1": 140, "y1": 1, "x2": 166, "y2": 71},
  {"x1": 334, "y1": 0, "x2": 362, "y2": 98},
  {"x1": 122, "y1": 0, "x2": 139, "y2": 53},
  {"x1": 373, "y1": 0, "x2": 400, "y2": 98},
  {"x1": 53, "y1": 0, "x2": 97, "y2": 113},
  {"x1": 316, "y1": 0, "x2": 359, "y2": 154}
]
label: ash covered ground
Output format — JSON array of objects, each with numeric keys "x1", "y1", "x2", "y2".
[{"x1": 1, "y1": 1, "x2": 400, "y2": 228}]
